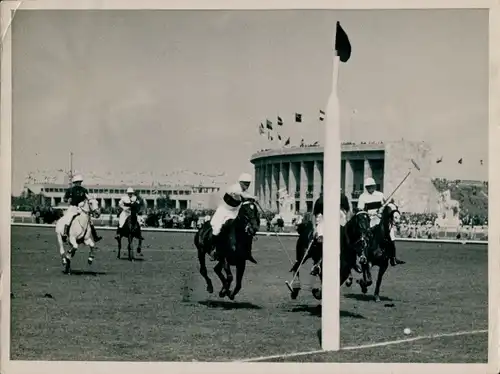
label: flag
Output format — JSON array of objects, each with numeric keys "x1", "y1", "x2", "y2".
[
  {"x1": 284, "y1": 137, "x2": 290, "y2": 146},
  {"x1": 258, "y1": 123, "x2": 265, "y2": 135},
  {"x1": 480, "y1": 159, "x2": 483, "y2": 165},
  {"x1": 277, "y1": 116, "x2": 283, "y2": 126},
  {"x1": 295, "y1": 113, "x2": 302, "y2": 123},
  {"x1": 335, "y1": 21, "x2": 351, "y2": 63},
  {"x1": 319, "y1": 110, "x2": 325, "y2": 121},
  {"x1": 312, "y1": 141, "x2": 319, "y2": 146},
  {"x1": 266, "y1": 119, "x2": 273, "y2": 130},
  {"x1": 300, "y1": 138, "x2": 305, "y2": 147},
  {"x1": 436, "y1": 157, "x2": 443, "y2": 164},
  {"x1": 278, "y1": 134, "x2": 282, "y2": 141},
  {"x1": 458, "y1": 158, "x2": 463, "y2": 164}
]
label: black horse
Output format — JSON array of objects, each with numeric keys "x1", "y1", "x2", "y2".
[
  {"x1": 194, "y1": 200, "x2": 261, "y2": 300},
  {"x1": 116, "y1": 202, "x2": 143, "y2": 261},
  {"x1": 357, "y1": 202, "x2": 402, "y2": 302}
]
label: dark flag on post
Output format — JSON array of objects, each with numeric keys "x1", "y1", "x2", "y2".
[
  {"x1": 266, "y1": 119, "x2": 273, "y2": 130},
  {"x1": 284, "y1": 137, "x2": 290, "y2": 146},
  {"x1": 458, "y1": 158, "x2": 463, "y2": 164},
  {"x1": 278, "y1": 134, "x2": 282, "y2": 141},
  {"x1": 480, "y1": 159, "x2": 484, "y2": 165},
  {"x1": 312, "y1": 141, "x2": 319, "y2": 146},
  {"x1": 436, "y1": 157, "x2": 443, "y2": 164},
  {"x1": 295, "y1": 113, "x2": 302, "y2": 123},
  {"x1": 277, "y1": 116, "x2": 283, "y2": 126},
  {"x1": 319, "y1": 110, "x2": 325, "y2": 121},
  {"x1": 335, "y1": 21, "x2": 351, "y2": 63},
  {"x1": 300, "y1": 138, "x2": 305, "y2": 147}
]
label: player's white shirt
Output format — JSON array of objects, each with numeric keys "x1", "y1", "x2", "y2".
[
  {"x1": 119, "y1": 195, "x2": 138, "y2": 212},
  {"x1": 357, "y1": 191, "x2": 385, "y2": 215}
]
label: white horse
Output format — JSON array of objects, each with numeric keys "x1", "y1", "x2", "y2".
[{"x1": 55, "y1": 198, "x2": 101, "y2": 274}]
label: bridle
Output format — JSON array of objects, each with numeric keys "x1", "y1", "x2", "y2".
[{"x1": 80, "y1": 199, "x2": 100, "y2": 219}]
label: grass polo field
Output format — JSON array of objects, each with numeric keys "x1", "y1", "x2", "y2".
[{"x1": 10, "y1": 226, "x2": 487, "y2": 362}]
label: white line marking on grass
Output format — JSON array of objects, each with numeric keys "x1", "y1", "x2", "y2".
[{"x1": 235, "y1": 329, "x2": 487, "y2": 362}]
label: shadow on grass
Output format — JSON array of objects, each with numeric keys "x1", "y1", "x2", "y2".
[
  {"x1": 289, "y1": 304, "x2": 322, "y2": 317},
  {"x1": 198, "y1": 300, "x2": 262, "y2": 310},
  {"x1": 340, "y1": 310, "x2": 366, "y2": 319},
  {"x1": 343, "y1": 293, "x2": 394, "y2": 302}
]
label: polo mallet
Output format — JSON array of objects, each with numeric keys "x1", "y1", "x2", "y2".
[
  {"x1": 285, "y1": 236, "x2": 315, "y2": 292},
  {"x1": 383, "y1": 159, "x2": 421, "y2": 207},
  {"x1": 254, "y1": 201, "x2": 294, "y2": 266}
]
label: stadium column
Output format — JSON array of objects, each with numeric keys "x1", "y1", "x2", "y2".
[
  {"x1": 288, "y1": 162, "x2": 297, "y2": 208},
  {"x1": 50, "y1": 197, "x2": 55, "y2": 206},
  {"x1": 300, "y1": 161, "x2": 307, "y2": 212},
  {"x1": 363, "y1": 158, "x2": 373, "y2": 181},
  {"x1": 313, "y1": 160, "x2": 322, "y2": 201},
  {"x1": 101, "y1": 198, "x2": 106, "y2": 208},
  {"x1": 271, "y1": 163, "x2": 278, "y2": 211},
  {"x1": 345, "y1": 159, "x2": 354, "y2": 196},
  {"x1": 111, "y1": 198, "x2": 116, "y2": 208},
  {"x1": 279, "y1": 162, "x2": 286, "y2": 194},
  {"x1": 259, "y1": 164, "x2": 265, "y2": 207},
  {"x1": 264, "y1": 164, "x2": 271, "y2": 210}
]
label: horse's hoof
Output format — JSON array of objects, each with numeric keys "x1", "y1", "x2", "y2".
[
  {"x1": 361, "y1": 286, "x2": 368, "y2": 294},
  {"x1": 87, "y1": 257, "x2": 94, "y2": 265},
  {"x1": 345, "y1": 279, "x2": 352, "y2": 287},
  {"x1": 228, "y1": 293, "x2": 235, "y2": 301},
  {"x1": 312, "y1": 288, "x2": 322, "y2": 300},
  {"x1": 374, "y1": 296, "x2": 381, "y2": 303},
  {"x1": 207, "y1": 284, "x2": 214, "y2": 294},
  {"x1": 218, "y1": 290, "x2": 226, "y2": 298}
]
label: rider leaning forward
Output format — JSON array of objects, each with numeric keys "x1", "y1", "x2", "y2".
[{"x1": 62, "y1": 174, "x2": 102, "y2": 243}]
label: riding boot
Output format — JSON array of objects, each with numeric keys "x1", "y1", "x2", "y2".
[
  {"x1": 208, "y1": 235, "x2": 218, "y2": 261},
  {"x1": 62, "y1": 224, "x2": 69, "y2": 242},
  {"x1": 387, "y1": 240, "x2": 405, "y2": 266},
  {"x1": 91, "y1": 225, "x2": 102, "y2": 242}
]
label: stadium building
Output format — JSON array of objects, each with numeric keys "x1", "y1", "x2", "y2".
[
  {"x1": 23, "y1": 183, "x2": 221, "y2": 211},
  {"x1": 250, "y1": 140, "x2": 440, "y2": 213}
]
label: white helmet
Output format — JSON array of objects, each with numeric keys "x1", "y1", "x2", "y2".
[
  {"x1": 126, "y1": 187, "x2": 134, "y2": 194},
  {"x1": 238, "y1": 173, "x2": 252, "y2": 183},
  {"x1": 364, "y1": 177, "x2": 376, "y2": 187},
  {"x1": 72, "y1": 174, "x2": 83, "y2": 183}
]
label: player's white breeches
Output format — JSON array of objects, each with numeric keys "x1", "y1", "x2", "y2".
[
  {"x1": 340, "y1": 209, "x2": 347, "y2": 227},
  {"x1": 315, "y1": 214, "x2": 324, "y2": 237},
  {"x1": 119, "y1": 211, "x2": 131, "y2": 228},
  {"x1": 62, "y1": 205, "x2": 80, "y2": 225},
  {"x1": 210, "y1": 203, "x2": 240, "y2": 236}
]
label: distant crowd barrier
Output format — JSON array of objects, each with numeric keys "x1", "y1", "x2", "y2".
[{"x1": 10, "y1": 222, "x2": 488, "y2": 245}]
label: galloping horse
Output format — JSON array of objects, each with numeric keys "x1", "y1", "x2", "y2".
[
  {"x1": 292, "y1": 210, "x2": 372, "y2": 300},
  {"x1": 195, "y1": 200, "x2": 261, "y2": 300},
  {"x1": 116, "y1": 201, "x2": 143, "y2": 261},
  {"x1": 357, "y1": 202, "x2": 402, "y2": 302},
  {"x1": 55, "y1": 198, "x2": 101, "y2": 274},
  {"x1": 289, "y1": 213, "x2": 323, "y2": 299}
]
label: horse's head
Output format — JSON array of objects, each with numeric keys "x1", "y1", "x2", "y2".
[
  {"x1": 347, "y1": 211, "x2": 372, "y2": 263},
  {"x1": 382, "y1": 202, "x2": 401, "y2": 227},
  {"x1": 237, "y1": 200, "x2": 261, "y2": 236},
  {"x1": 81, "y1": 198, "x2": 101, "y2": 219}
]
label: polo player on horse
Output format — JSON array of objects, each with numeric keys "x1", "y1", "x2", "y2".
[
  {"x1": 357, "y1": 177, "x2": 405, "y2": 266},
  {"x1": 61, "y1": 174, "x2": 102, "y2": 243},
  {"x1": 115, "y1": 187, "x2": 145, "y2": 241},
  {"x1": 207, "y1": 173, "x2": 258, "y2": 264}
]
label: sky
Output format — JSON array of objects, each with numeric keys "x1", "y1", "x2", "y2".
[{"x1": 11, "y1": 9, "x2": 489, "y2": 194}]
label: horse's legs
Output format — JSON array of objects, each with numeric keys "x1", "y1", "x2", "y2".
[
  {"x1": 197, "y1": 246, "x2": 214, "y2": 293},
  {"x1": 214, "y1": 260, "x2": 228, "y2": 298},
  {"x1": 224, "y1": 260, "x2": 234, "y2": 294},
  {"x1": 127, "y1": 235, "x2": 133, "y2": 261},
  {"x1": 63, "y1": 236, "x2": 78, "y2": 274},
  {"x1": 357, "y1": 263, "x2": 369, "y2": 294},
  {"x1": 137, "y1": 238, "x2": 143, "y2": 255},
  {"x1": 56, "y1": 233, "x2": 66, "y2": 261},
  {"x1": 229, "y1": 260, "x2": 246, "y2": 300},
  {"x1": 117, "y1": 236, "x2": 122, "y2": 259},
  {"x1": 83, "y1": 238, "x2": 96, "y2": 265},
  {"x1": 374, "y1": 260, "x2": 389, "y2": 302}
]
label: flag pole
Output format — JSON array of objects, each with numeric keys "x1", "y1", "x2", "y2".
[{"x1": 322, "y1": 35, "x2": 341, "y2": 351}]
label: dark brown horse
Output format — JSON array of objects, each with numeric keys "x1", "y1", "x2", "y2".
[
  {"x1": 194, "y1": 200, "x2": 261, "y2": 300},
  {"x1": 116, "y1": 202, "x2": 143, "y2": 261},
  {"x1": 357, "y1": 202, "x2": 402, "y2": 302}
]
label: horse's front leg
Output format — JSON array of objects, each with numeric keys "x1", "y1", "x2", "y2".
[
  {"x1": 197, "y1": 246, "x2": 213, "y2": 294},
  {"x1": 357, "y1": 263, "x2": 370, "y2": 294},
  {"x1": 214, "y1": 260, "x2": 229, "y2": 298},
  {"x1": 117, "y1": 236, "x2": 122, "y2": 259},
  {"x1": 374, "y1": 260, "x2": 389, "y2": 302},
  {"x1": 136, "y1": 237, "x2": 143, "y2": 256},
  {"x1": 83, "y1": 238, "x2": 95, "y2": 265},
  {"x1": 229, "y1": 260, "x2": 245, "y2": 300},
  {"x1": 64, "y1": 236, "x2": 78, "y2": 274},
  {"x1": 127, "y1": 235, "x2": 133, "y2": 261}
]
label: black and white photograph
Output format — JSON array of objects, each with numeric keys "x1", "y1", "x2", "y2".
[{"x1": 1, "y1": 1, "x2": 498, "y2": 370}]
